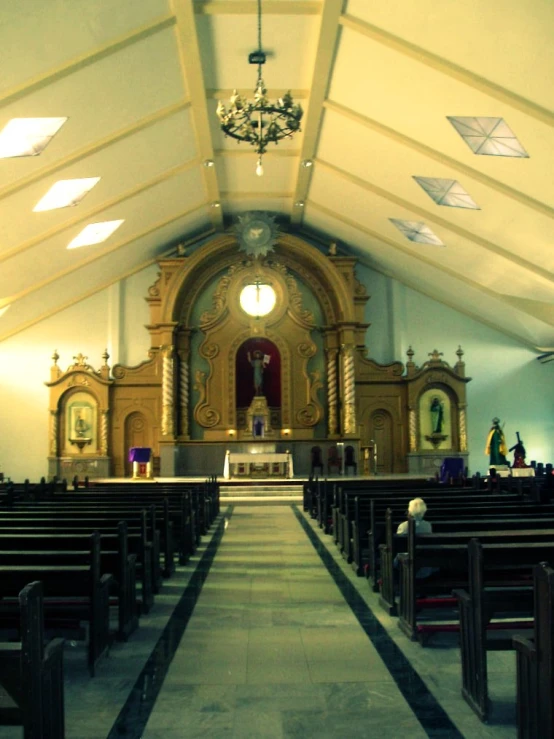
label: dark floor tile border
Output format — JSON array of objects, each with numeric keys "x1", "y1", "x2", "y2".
[
  {"x1": 106, "y1": 507, "x2": 234, "y2": 739},
  {"x1": 292, "y1": 505, "x2": 464, "y2": 739}
]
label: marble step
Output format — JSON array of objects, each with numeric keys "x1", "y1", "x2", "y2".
[{"x1": 220, "y1": 485, "x2": 303, "y2": 498}]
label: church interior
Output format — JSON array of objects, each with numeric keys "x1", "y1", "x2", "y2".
[{"x1": 0, "y1": 1, "x2": 553, "y2": 737}]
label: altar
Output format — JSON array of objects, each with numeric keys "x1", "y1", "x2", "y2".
[{"x1": 223, "y1": 451, "x2": 293, "y2": 480}]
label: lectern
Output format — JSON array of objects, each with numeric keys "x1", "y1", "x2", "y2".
[{"x1": 129, "y1": 447, "x2": 153, "y2": 479}]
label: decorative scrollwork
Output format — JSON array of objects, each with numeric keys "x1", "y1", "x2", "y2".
[
  {"x1": 197, "y1": 407, "x2": 221, "y2": 427},
  {"x1": 67, "y1": 375, "x2": 91, "y2": 387},
  {"x1": 193, "y1": 370, "x2": 221, "y2": 428},
  {"x1": 297, "y1": 342, "x2": 316, "y2": 358},
  {"x1": 148, "y1": 274, "x2": 161, "y2": 297},
  {"x1": 112, "y1": 365, "x2": 127, "y2": 379},
  {"x1": 354, "y1": 279, "x2": 367, "y2": 297},
  {"x1": 297, "y1": 406, "x2": 318, "y2": 426},
  {"x1": 201, "y1": 342, "x2": 220, "y2": 360}
]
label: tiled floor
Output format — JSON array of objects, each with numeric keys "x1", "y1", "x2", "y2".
[{"x1": 0, "y1": 505, "x2": 518, "y2": 738}]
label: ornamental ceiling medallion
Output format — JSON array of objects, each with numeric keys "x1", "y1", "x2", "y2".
[{"x1": 235, "y1": 212, "x2": 279, "y2": 258}]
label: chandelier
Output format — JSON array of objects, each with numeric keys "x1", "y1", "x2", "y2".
[{"x1": 216, "y1": 0, "x2": 303, "y2": 177}]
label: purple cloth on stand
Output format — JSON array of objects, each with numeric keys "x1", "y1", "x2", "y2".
[
  {"x1": 440, "y1": 457, "x2": 464, "y2": 483},
  {"x1": 128, "y1": 447, "x2": 151, "y2": 463}
]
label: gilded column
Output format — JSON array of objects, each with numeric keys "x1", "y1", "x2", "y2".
[
  {"x1": 409, "y1": 409, "x2": 417, "y2": 452},
  {"x1": 50, "y1": 410, "x2": 58, "y2": 456},
  {"x1": 342, "y1": 346, "x2": 356, "y2": 435},
  {"x1": 179, "y1": 352, "x2": 189, "y2": 437},
  {"x1": 162, "y1": 346, "x2": 175, "y2": 437},
  {"x1": 326, "y1": 349, "x2": 338, "y2": 436},
  {"x1": 100, "y1": 410, "x2": 109, "y2": 455},
  {"x1": 459, "y1": 407, "x2": 468, "y2": 452}
]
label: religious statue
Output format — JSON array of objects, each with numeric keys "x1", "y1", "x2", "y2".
[
  {"x1": 485, "y1": 417, "x2": 508, "y2": 466},
  {"x1": 247, "y1": 350, "x2": 270, "y2": 396},
  {"x1": 74, "y1": 411, "x2": 90, "y2": 438},
  {"x1": 429, "y1": 397, "x2": 444, "y2": 434},
  {"x1": 509, "y1": 432, "x2": 529, "y2": 468}
]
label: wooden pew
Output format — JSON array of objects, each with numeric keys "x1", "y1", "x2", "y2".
[
  {"x1": 366, "y1": 496, "x2": 554, "y2": 591},
  {"x1": 0, "y1": 531, "x2": 113, "y2": 676},
  {"x1": 0, "y1": 508, "x2": 161, "y2": 598},
  {"x1": 0, "y1": 521, "x2": 138, "y2": 641},
  {"x1": 378, "y1": 509, "x2": 554, "y2": 614},
  {"x1": 452, "y1": 538, "x2": 554, "y2": 722},
  {"x1": 396, "y1": 524, "x2": 554, "y2": 645},
  {"x1": 0, "y1": 581, "x2": 65, "y2": 738},
  {"x1": 0, "y1": 520, "x2": 154, "y2": 615},
  {"x1": 513, "y1": 561, "x2": 554, "y2": 739}
]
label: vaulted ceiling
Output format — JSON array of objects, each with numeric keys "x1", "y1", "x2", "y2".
[{"x1": 1, "y1": 0, "x2": 553, "y2": 350}]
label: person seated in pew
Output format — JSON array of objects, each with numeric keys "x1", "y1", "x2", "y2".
[
  {"x1": 395, "y1": 498, "x2": 438, "y2": 579},
  {"x1": 396, "y1": 498, "x2": 432, "y2": 535}
]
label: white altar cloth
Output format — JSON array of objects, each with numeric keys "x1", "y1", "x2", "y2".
[{"x1": 223, "y1": 451, "x2": 293, "y2": 479}]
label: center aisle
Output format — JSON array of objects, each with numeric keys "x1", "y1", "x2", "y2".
[{"x1": 141, "y1": 505, "x2": 430, "y2": 739}]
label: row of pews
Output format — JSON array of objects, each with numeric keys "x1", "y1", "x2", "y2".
[
  {"x1": 0, "y1": 476, "x2": 219, "y2": 738},
  {"x1": 304, "y1": 474, "x2": 554, "y2": 736}
]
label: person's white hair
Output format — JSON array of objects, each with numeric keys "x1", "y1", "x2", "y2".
[{"x1": 408, "y1": 497, "x2": 427, "y2": 520}]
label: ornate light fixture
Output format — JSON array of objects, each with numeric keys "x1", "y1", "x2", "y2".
[{"x1": 216, "y1": 0, "x2": 303, "y2": 177}]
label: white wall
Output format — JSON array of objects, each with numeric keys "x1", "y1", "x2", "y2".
[
  {"x1": 359, "y1": 264, "x2": 554, "y2": 475},
  {"x1": 1, "y1": 260, "x2": 551, "y2": 481},
  {"x1": 0, "y1": 267, "x2": 156, "y2": 481}
]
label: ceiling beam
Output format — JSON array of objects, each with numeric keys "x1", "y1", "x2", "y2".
[
  {"x1": 315, "y1": 158, "x2": 554, "y2": 286},
  {"x1": 1, "y1": 203, "x2": 208, "y2": 310},
  {"x1": 194, "y1": 2, "x2": 322, "y2": 15},
  {"x1": 0, "y1": 101, "x2": 191, "y2": 203},
  {"x1": 172, "y1": 0, "x2": 223, "y2": 228},
  {"x1": 308, "y1": 199, "x2": 554, "y2": 331},
  {"x1": 290, "y1": 0, "x2": 344, "y2": 226},
  {"x1": 0, "y1": 158, "x2": 202, "y2": 267},
  {"x1": 324, "y1": 100, "x2": 554, "y2": 222},
  {"x1": 0, "y1": 15, "x2": 176, "y2": 110},
  {"x1": 340, "y1": 13, "x2": 554, "y2": 128}
]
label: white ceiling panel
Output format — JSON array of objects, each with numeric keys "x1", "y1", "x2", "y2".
[
  {"x1": 345, "y1": 0, "x2": 554, "y2": 106},
  {"x1": 0, "y1": 0, "x2": 552, "y2": 350}
]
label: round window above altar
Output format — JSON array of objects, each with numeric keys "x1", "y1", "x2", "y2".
[{"x1": 239, "y1": 283, "x2": 276, "y2": 318}]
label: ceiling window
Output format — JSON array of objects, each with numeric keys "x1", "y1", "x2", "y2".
[
  {"x1": 413, "y1": 177, "x2": 480, "y2": 209},
  {"x1": 34, "y1": 178, "x2": 100, "y2": 212},
  {"x1": 390, "y1": 218, "x2": 445, "y2": 246},
  {"x1": 0, "y1": 117, "x2": 67, "y2": 158},
  {"x1": 67, "y1": 220, "x2": 124, "y2": 250},
  {"x1": 447, "y1": 116, "x2": 529, "y2": 157}
]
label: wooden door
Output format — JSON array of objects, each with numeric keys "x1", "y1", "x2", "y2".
[
  {"x1": 370, "y1": 409, "x2": 393, "y2": 474},
  {"x1": 124, "y1": 412, "x2": 151, "y2": 477}
]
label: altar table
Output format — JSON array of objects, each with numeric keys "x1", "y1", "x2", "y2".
[{"x1": 223, "y1": 451, "x2": 293, "y2": 480}]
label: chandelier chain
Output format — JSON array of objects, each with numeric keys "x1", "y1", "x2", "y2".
[
  {"x1": 215, "y1": 0, "x2": 303, "y2": 172},
  {"x1": 257, "y1": 0, "x2": 263, "y2": 83}
]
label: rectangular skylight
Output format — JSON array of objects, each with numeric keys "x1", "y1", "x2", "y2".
[
  {"x1": 413, "y1": 177, "x2": 480, "y2": 210},
  {"x1": 34, "y1": 177, "x2": 100, "y2": 212},
  {"x1": 67, "y1": 220, "x2": 124, "y2": 250},
  {"x1": 389, "y1": 218, "x2": 445, "y2": 246},
  {"x1": 447, "y1": 116, "x2": 529, "y2": 157},
  {"x1": 0, "y1": 117, "x2": 67, "y2": 158}
]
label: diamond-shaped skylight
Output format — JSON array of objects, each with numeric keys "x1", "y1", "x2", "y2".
[
  {"x1": 413, "y1": 177, "x2": 480, "y2": 210},
  {"x1": 447, "y1": 117, "x2": 529, "y2": 157},
  {"x1": 0, "y1": 117, "x2": 67, "y2": 158},
  {"x1": 67, "y1": 220, "x2": 124, "y2": 250},
  {"x1": 34, "y1": 178, "x2": 100, "y2": 212},
  {"x1": 390, "y1": 219, "x2": 444, "y2": 246}
]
